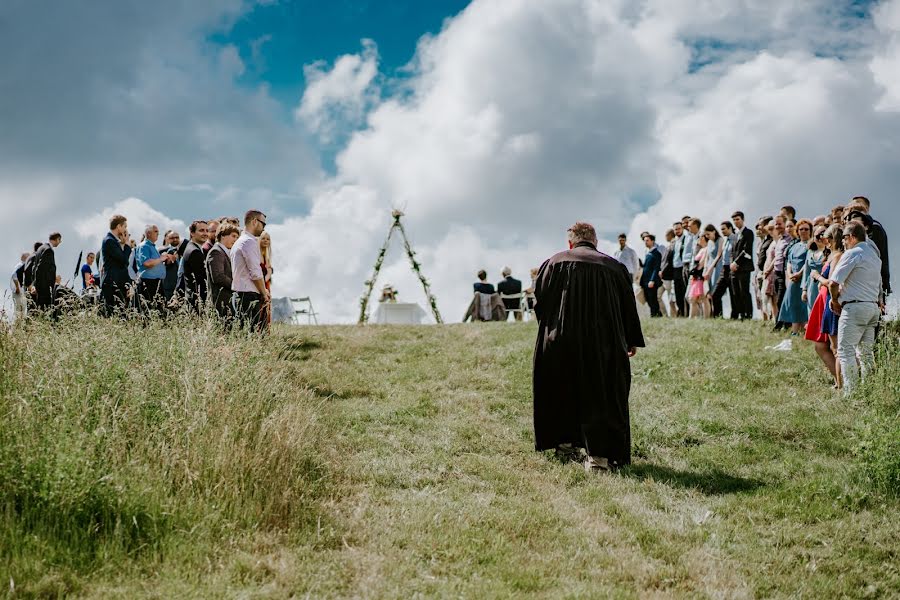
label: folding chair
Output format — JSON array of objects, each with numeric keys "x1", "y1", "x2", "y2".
[
  {"x1": 499, "y1": 292, "x2": 527, "y2": 321},
  {"x1": 290, "y1": 297, "x2": 319, "y2": 325}
]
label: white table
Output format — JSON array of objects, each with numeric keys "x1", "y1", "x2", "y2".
[{"x1": 372, "y1": 302, "x2": 427, "y2": 324}]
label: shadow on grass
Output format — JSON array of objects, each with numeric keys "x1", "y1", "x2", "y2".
[
  {"x1": 620, "y1": 463, "x2": 765, "y2": 495},
  {"x1": 277, "y1": 339, "x2": 323, "y2": 361}
]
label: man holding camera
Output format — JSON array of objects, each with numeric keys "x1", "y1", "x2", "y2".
[{"x1": 100, "y1": 214, "x2": 134, "y2": 317}]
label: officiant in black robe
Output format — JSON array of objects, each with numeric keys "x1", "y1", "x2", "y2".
[{"x1": 533, "y1": 222, "x2": 645, "y2": 469}]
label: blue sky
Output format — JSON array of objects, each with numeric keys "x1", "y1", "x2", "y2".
[{"x1": 212, "y1": 0, "x2": 471, "y2": 109}]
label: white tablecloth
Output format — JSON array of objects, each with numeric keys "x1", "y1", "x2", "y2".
[{"x1": 372, "y1": 302, "x2": 427, "y2": 324}]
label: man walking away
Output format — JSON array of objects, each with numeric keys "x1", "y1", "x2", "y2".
[
  {"x1": 136, "y1": 225, "x2": 174, "y2": 316},
  {"x1": 640, "y1": 234, "x2": 663, "y2": 317},
  {"x1": 100, "y1": 215, "x2": 134, "y2": 317},
  {"x1": 232, "y1": 210, "x2": 270, "y2": 332},
  {"x1": 660, "y1": 229, "x2": 677, "y2": 317},
  {"x1": 828, "y1": 222, "x2": 883, "y2": 396},
  {"x1": 182, "y1": 221, "x2": 209, "y2": 313},
  {"x1": 32, "y1": 233, "x2": 61, "y2": 315},
  {"x1": 533, "y1": 222, "x2": 645, "y2": 472},
  {"x1": 206, "y1": 222, "x2": 239, "y2": 326},
  {"x1": 10, "y1": 253, "x2": 29, "y2": 322},
  {"x1": 497, "y1": 267, "x2": 523, "y2": 321}
]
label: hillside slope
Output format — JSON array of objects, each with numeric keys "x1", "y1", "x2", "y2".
[{"x1": 2, "y1": 317, "x2": 898, "y2": 598}]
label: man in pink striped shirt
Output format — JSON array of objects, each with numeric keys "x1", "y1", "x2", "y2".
[{"x1": 231, "y1": 209, "x2": 270, "y2": 332}]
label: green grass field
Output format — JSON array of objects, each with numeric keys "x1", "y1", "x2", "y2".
[{"x1": 2, "y1": 315, "x2": 898, "y2": 598}]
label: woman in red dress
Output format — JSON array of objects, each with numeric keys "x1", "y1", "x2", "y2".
[
  {"x1": 259, "y1": 231, "x2": 273, "y2": 329},
  {"x1": 804, "y1": 226, "x2": 841, "y2": 388}
]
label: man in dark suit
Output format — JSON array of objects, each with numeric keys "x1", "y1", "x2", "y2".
[
  {"x1": 496, "y1": 266, "x2": 523, "y2": 321},
  {"x1": 640, "y1": 234, "x2": 663, "y2": 317},
  {"x1": 473, "y1": 270, "x2": 495, "y2": 295},
  {"x1": 206, "y1": 222, "x2": 239, "y2": 325},
  {"x1": 846, "y1": 197, "x2": 890, "y2": 299},
  {"x1": 729, "y1": 211, "x2": 756, "y2": 320},
  {"x1": 182, "y1": 220, "x2": 209, "y2": 312},
  {"x1": 100, "y1": 214, "x2": 134, "y2": 317},
  {"x1": 31, "y1": 232, "x2": 62, "y2": 313}
]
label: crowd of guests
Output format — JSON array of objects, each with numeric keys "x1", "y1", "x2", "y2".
[
  {"x1": 610, "y1": 196, "x2": 890, "y2": 396},
  {"x1": 8, "y1": 209, "x2": 275, "y2": 332}
]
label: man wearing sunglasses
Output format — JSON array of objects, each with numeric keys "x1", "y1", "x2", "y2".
[
  {"x1": 232, "y1": 209, "x2": 270, "y2": 332},
  {"x1": 828, "y1": 222, "x2": 883, "y2": 396}
]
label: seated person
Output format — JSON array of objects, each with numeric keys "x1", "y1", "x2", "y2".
[
  {"x1": 497, "y1": 266, "x2": 523, "y2": 320},
  {"x1": 473, "y1": 270, "x2": 495, "y2": 295}
]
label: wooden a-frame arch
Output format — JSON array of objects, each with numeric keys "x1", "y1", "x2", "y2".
[{"x1": 358, "y1": 210, "x2": 443, "y2": 324}]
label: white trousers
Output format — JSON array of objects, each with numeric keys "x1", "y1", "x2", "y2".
[
  {"x1": 13, "y1": 291, "x2": 27, "y2": 322},
  {"x1": 836, "y1": 302, "x2": 880, "y2": 396}
]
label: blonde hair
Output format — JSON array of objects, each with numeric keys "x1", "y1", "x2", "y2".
[{"x1": 260, "y1": 231, "x2": 272, "y2": 268}]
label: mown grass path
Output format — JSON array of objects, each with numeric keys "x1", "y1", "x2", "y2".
[{"x1": 263, "y1": 319, "x2": 898, "y2": 598}]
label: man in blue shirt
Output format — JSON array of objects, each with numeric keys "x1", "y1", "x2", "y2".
[
  {"x1": 680, "y1": 217, "x2": 699, "y2": 309},
  {"x1": 828, "y1": 221, "x2": 883, "y2": 396},
  {"x1": 136, "y1": 224, "x2": 175, "y2": 315}
]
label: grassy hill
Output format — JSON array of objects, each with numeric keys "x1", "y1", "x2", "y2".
[{"x1": 2, "y1": 315, "x2": 898, "y2": 598}]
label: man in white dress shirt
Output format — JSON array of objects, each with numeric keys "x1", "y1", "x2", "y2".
[
  {"x1": 231, "y1": 209, "x2": 270, "y2": 332},
  {"x1": 614, "y1": 234, "x2": 640, "y2": 282}
]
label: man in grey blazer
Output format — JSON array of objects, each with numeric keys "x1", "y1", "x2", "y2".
[{"x1": 206, "y1": 222, "x2": 240, "y2": 325}]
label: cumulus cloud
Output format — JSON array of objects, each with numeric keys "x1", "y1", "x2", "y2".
[
  {"x1": 871, "y1": 0, "x2": 900, "y2": 111},
  {"x1": 296, "y1": 40, "x2": 380, "y2": 142},
  {"x1": 3, "y1": 0, "x2": 899, "y2": 323},
  {"x1": 266, "y1": 0, "x2": 899, "y2": 323},
  {"x1": 75, "y1": 198, "x2": 187, "y2": 249}
]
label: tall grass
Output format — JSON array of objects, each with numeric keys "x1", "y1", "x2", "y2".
[
  {"x1": 0, "y1": 312, "x2": 327, "y2": 597},
  {"x1": 856, "y1": 319, "x2": 900, "y2": 496}
]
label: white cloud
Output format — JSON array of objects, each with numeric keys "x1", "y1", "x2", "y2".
[
  {"x1": 296, "y1": 39, "x2": 380, "y2": 142},
  {"x1": 4, "y1": 0, "x2": 899, "y2": 324},
  {"x1": 75, "y1": 198, "x2": 187, "y2": 248},
  {"x1": 871, "y1": 0, "x2": 900, "y2": 111}
]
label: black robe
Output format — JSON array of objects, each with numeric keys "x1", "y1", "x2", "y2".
[{"x1": 532, "y1": 241, "x2": 645, "y2": 466}]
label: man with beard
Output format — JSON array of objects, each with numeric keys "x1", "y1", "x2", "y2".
[
  {"x1": 182, "y1": 220, "x2": 209, "y2": 313},
  {"x1": 532, "y1": 222, "x2": 645, "y2": 472}
]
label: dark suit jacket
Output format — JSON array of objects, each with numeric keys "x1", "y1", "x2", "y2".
[
  {"x1": 640, "y1": 248, "x2": 663, "y2": 288},
  {"x1": 22, "y1": 253, "x2": 37, "y2": 288},
  {"x1": 205, "y1": 243, "x2": 233, "y2": 310},
  {"x1": 660, "y1": 242, "x2": 676, "y2": 280},
  {"x1": 497, "y1": 276, "x2": 523, "y2": 311},
  {"x1": 731, "y1": 227, "x2": 756, "y2": 272},
  {"x1": 32, "y1": 243, "x2": 56, "y2": 298},
  {"x1": 474, "y1": 281, "x2": 495, "y2": 294},
  {"x1": 497, "y1": 276, "x2": 522, "y2": 295},
  {"x1": 182, "y1": 241, "x2": 208, "y2": 304},
  {"x1": 869, "y1": 219, "x2": 890, "y2": 295},
  {"x1": 100, "y1": 232, "x2": 133, "y2": 287}
]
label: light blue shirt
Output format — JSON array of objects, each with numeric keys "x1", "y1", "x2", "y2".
[
  {"x1": 831, "y1": 242, "x2": 882, "y2": 304},
  {"x1": 722, "y1": 234, "x2": 736, "y2": 265},
  {"x1": 136, "y1": 240, "x2": 166, "y2": 280},
  {"x1": 680, "y1": 232, "x2": 696, "y2": 266},
  {"x1": 672, "y1": 234, "x2": 685, "y2": 268}
]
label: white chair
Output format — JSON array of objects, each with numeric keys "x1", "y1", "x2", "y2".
[
  {"x1": 499, "y1": 292, "x2": 527, "y2": 321},
  {"x1": 290, "y1": 297, "x2": 319, "y2": 325},
  {"x1": 524, "y1": 293, "x2": 536, "y2": 320}
]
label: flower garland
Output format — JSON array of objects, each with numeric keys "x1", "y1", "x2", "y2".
[{"x1": 358, "y1": 211, "x2": 443, "y2": 324}]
